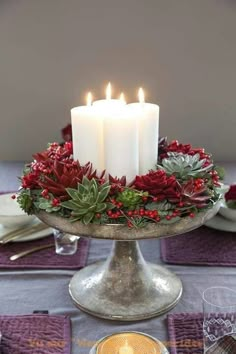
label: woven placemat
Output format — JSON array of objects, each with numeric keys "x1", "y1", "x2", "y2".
[
  {"x1": 167, "y1": 313, "x2": 203, "y2": 354},
  {"x1": 0, "y1": 314, "x2": 71, "y2": 354},
  {"x1": 160, "y1": 226, "x2": 236, "y2": 266},
  {"x1": 0, "y1": 235, "x2": 90, "y2": 269}
]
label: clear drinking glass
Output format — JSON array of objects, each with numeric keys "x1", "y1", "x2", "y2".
[
  {"x1": 53, "y1": 229, "x2": 78, "y2": 255},
  {"x1": 203, "y1": 286, "x2": 236, "y2": 353}
]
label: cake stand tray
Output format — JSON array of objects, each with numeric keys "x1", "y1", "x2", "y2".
[{"x1": 36, "y1": 204, "x2": 219, "y2": 321}]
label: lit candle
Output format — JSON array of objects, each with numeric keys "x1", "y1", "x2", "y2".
[
  {"x1": 103, "y1": 105, "x2": 139, "y2": 182},
  {"x1": 119, "y1": 92, "x2": 126, "y2": 104},
  {"x1": 71, "y1": 92, "x2": 104, "y2": 171},
  {"x1": 119, "y1": 340, "x2": 134, "y2": 354},
  {"x1": 93, "y1": 82, "x2": 126, "y2": 110},
  {"x1": 128, "y1": 88, "x2": 159, "y2": 175}
]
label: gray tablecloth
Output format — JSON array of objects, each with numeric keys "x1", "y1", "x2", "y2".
[{"x1": 0, "y1": 161, "x2": 235, "y2": 353}]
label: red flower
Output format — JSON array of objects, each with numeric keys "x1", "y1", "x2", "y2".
[
  {"x1": 21, "y1": 172, "x2": 40, "y2": 189},
  {"x1": 160, "y1": 140, "x2": 210, "y2": 162},
  {"x1": 61, "y1": 124, "x2": 72, "y2": 142},
  {"x1": 134, "y1": 170, "x2": 179, "y2": 200},
  {"x1": 176, "y1": 179, "x2": 211, "y2": 208},
  {"x1": 108, "y1": 175, "x2": 127, "y2": 195},
  {"x1": 225, "y1": 185, "x2": 236, "y2": 202}
]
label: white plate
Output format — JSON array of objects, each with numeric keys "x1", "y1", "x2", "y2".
[
  {"x1": 205, "y1": 214, "x2": 236, "y2": 232},
  {"x1": 0, "y1": 219, "x2": 53, "y2": 242}
]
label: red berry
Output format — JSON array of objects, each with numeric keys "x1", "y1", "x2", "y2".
[
  {"x1": 166, "y1": 215, "x2": 171, "y2": 220},
  {"x1": 178, "y1": 202, "x2": 184, "y2": 207},
  {"x1": 156, "y1": 216, "x2": 161, "y2": 222},
  {"x1": 52, "y1": 198, "x2": 60, "y2": 207},
  {"x1": 142, "y1": 196, "x2": 148, "y2": 202},
  {"x1": 41, "y1": 189, "x2": 49, "y2": 198},
  {"x1": 153, "y1": 197, "x2": 158, "y2": 202},
  {"x1": 11, "y1": 194, "x2": 16, "y2": 200},
  {"x1": 107, "y1": 210, "x2": 112, "y2": 216},
  {"x1": 189, "y1": 213, "x2": 195, "y2": 218},
  {"x1": 127, "y1": 221, "x2": 133, "y2": 228},
  {"x1": 95, "y1": 213, "x2": 101, "y2": 218},
  {"x1": 127, "y1": 211, "x2": 133, "y2": 217}
]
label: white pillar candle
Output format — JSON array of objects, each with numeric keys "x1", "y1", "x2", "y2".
[
  {"x1": 93, "y1": 82, "x2": 126, "y2": 111},
  {"x1": 128, "y1": 88, "x2": 159, "y2": 175},
  {"x1": 71, "y1": 93, "x2": 104, "y2": 171},
  {"x1": 103, "y1": 106, "x2": 139, "y2": 183}
]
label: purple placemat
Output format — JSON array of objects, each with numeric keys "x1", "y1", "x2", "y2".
[
  {"x1": 167, "y1": 313, "x2": 203, "y2": 354},
  {"x1": 160, "y1": 226, "x2": 236, "y2": 266},
  {"x1": 0, "y1": 235, "x2": 90, "y2": 269},
  {"x1": 0, "y1": 314, "x2": 71, "y2": 354}
]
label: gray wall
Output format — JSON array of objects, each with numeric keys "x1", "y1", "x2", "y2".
[{"x1": 0, "y1": 0, "x2": 235, "y2": 161}]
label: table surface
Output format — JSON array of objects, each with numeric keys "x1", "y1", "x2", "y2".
[{"x1": 0, "y1": 161, "x2": 235, "y2": 353}]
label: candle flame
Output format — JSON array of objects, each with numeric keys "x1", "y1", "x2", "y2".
[
  {"x1": 106, "y1": 82, "x2": 112, "y2": 100},
  {"x1": 118, "y1": 340, "x2": 134, "y2": 354},
  {"x1": 119, "y1": 92, "x2": 126, "y2": 103},
  {"x1": 86, "y1": 92, "x2": 93, "y2": 106},
  {"x1": 138, "y1": 87, "x2": 145, "y2": 103}
]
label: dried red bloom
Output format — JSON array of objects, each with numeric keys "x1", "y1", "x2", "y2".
[
  {"x1": 134, "y1": 170, "x2": 179, "y2": 200},
  {"x1": 225, "y1": 185, "x2": 236, "y2": 202}
]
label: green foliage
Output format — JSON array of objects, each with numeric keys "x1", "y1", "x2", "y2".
[
  {"x1": 34, "y1": 197, "x2": 61, "y2": 213},
  {"x1": 17, "y1": 189, "x2": 34, "y2": 214},
  {"x1": 116, "y1": 189, "x2": 148, "y2": 209},
  {"x1": 214, "y1": 165, "x2": 225, "y2": 181},
  {"x1": 61, "y1": 177, "x2": 113, "y2": 224},
  {"x1": 226, "y1": 201, "x2": 236, "y2": 209},
  {"x1": 157, "y1": 153, "x2": 213, "y2": 180}
]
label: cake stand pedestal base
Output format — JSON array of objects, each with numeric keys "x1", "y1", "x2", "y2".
[{"x1": 69, "y1": 240, "x2": 182, "y2": 321}]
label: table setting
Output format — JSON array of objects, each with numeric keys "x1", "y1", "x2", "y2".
[{"x1": 0, "y1": 83, "x2": 236, "y2": 353}]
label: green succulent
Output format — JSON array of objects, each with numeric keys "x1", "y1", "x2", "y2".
[
  {"x1": 61, "y1": 177, "x2": 113, "y2": 224},
  {"x1": 17, "y1": 189, "x2": 34, "y2": 214},
  {"x1": 116, "y1": 189, "x2": 148, "y2": 209},
  {"x1": 157, "y1": 153, "x2": 213, "y2": 180},
  {"x1": 34, "y1": 197, "x2": 61, "y2": 213}
]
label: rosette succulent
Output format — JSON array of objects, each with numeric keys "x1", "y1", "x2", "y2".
[
  {"x1": 61, "y1": 177, "x2": 113, "y2": 224},
  {"x1": 116, "y1": 188, "x2": 148, "y2": 209},
  {"x1": 157, "y1": 152, "x2": 213, "y2": 180},
  {"x1": 134, "y1": 170, "x2": 179, "y2": 200},
  {"x1": 169, "y1": 178, "x2": 212, "y2": 208}
]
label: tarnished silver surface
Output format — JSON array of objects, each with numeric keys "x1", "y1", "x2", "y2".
[
  {"x1": 69, "y1": 240, "x2": 182, "y2": 321},
  {"x1": 89, "y1": 331, "x2": 169, "y2": 353},
  {"x1": 35, "y1": 202, "x2": 220, "y2": 321},
  {"x1": 36, "y1": 202, "x2": 220, "y2": 240}
]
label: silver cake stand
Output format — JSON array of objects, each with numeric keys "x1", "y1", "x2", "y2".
[{"x1": 37, "y1": 204, "x2": 219, "y2": 321}]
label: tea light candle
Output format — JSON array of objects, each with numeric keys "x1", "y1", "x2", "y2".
[
  {"x1": 89, "y1": 331, "x2": 167, "y2": 354},
  {"x1": 119, "y1": 340, "x2": 134, "y2": 354}
]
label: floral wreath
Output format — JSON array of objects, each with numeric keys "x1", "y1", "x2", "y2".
[{"x1": 17, "y1": 138, "x2": 223, "y2": 228}]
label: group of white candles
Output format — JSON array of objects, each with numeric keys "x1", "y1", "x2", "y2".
[{"x1": 71, "y1": 83, "x2": 159, "y2": 182}]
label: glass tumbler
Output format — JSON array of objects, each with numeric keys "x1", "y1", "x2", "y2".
[
  {"x1": 53, "y1": 229, "x2": 78, "y2": 255},
  {"x1": 203, "y1": 286, "x2": 236, "y2": 353}
]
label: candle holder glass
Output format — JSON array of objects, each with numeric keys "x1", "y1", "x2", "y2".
[
  {"x1": 89, "y1": 331, "x2": 169, "y2": 354},
  {"x1": 36, "y1": 202, "x2": 219, "y2": 321}
]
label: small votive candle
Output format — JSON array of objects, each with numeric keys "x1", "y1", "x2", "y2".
[{"x1": 89, "y1": 331, "x2": 169, "y2": 354}]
